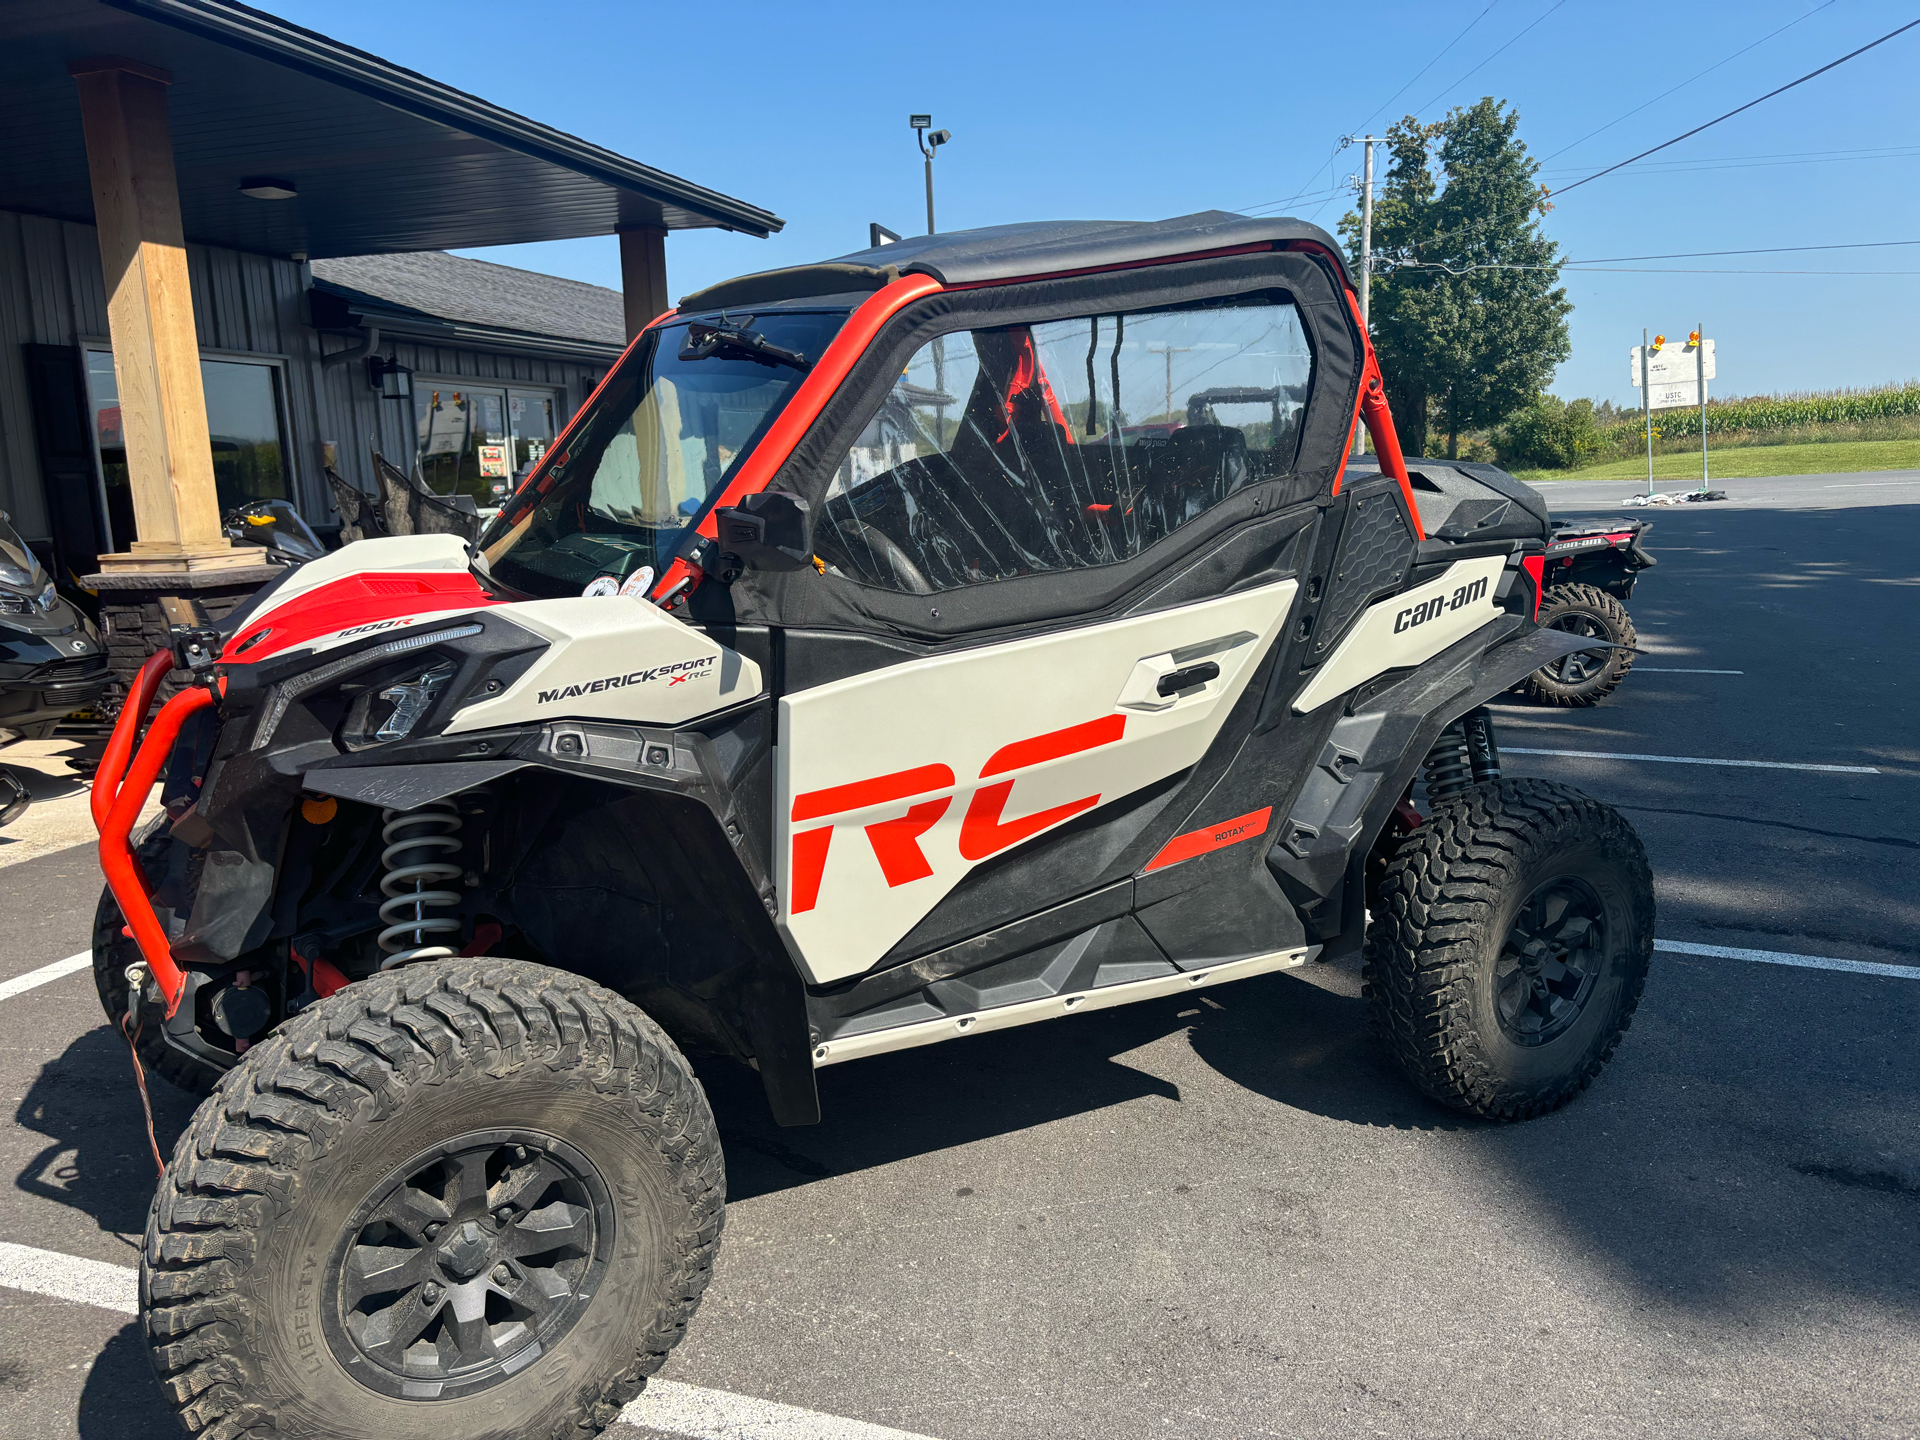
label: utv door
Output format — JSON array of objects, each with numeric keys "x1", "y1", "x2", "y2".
[{"x1": 709, "y1": 252, "x2": 1375, "y2": 989}]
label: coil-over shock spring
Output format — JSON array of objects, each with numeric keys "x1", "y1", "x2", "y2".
[
  {"x1": 377, "y1": 799, "x2": 464, "y2": 968},
  {"x1": 1423, "y1": 706, "x2": 1502, "y2": 806}
]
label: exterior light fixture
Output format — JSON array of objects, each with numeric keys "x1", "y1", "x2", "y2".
[
  {"x1": 367, "y1": 355, "x2": 413, "y2": 401},
  {"x1": 909, "y1": 116, "x2": 954, "y2": 234},
  {"x1": 239, "y1": 177, "x2": 298, "y2": 200}
]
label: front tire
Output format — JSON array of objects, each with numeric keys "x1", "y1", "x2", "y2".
[
  {"x1": 142, "y1": 959, "x2": 725, "y2": 1439},
  {"x1": 1522, "y1": 582, "x2": 1636, "y2": 706},
  {"x1": 1363, "y1": 779, "x2": 1654, "y2": 1121}
]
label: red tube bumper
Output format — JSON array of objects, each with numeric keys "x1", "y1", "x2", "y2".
[{"x1": 92, "y1": 649, "x2": 210, "y2": 1019}]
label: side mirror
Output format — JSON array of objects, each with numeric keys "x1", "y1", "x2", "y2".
[{"x1": 713, "y1": 489, "x2": 813, "y2": 574}]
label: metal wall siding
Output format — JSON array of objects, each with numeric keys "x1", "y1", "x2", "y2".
[
  {"x1": 0, "y1": 207, "x2": 607, "y2": 539},
  {"x1": 21, "y1": 215, "x2": 75, "y2": 346},
  {"x1": 0, "y1": 214, "x2": 49, "y2": 538},
  {"x1": 62, "y1": 221, "x2": 107, "y2": 339}
]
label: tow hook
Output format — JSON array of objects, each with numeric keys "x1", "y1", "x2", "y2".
[{"x1": 123, "y1": 961, "x2": 148, "y2": 1025}]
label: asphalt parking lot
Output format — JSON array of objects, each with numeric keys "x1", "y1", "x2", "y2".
[{"x1": 0, "y1": 468, "x2": 1914, "y2": 1440}]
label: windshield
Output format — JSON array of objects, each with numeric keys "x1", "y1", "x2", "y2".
[
  {"x1": 480, "y1": 309, "x2": 850, "y2": 596},
  {"x1": 0, "y1": 515, "x2": 46, "y2": 593}
]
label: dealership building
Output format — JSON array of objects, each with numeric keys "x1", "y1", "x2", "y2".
[{"x1": 0, "y1": 0, "x2": 779, "y2": 668}]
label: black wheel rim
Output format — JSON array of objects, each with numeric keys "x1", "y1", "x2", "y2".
[
  {"x1": 1495, "y1": 876, "x2": 1606, "y2": 1046},
  {"x1": 1547, "y1": 612, "x2": 1612, "y2": 683},
  {"x1": 324, "y1": 1129, "x2": 614, "y2": 1401}
]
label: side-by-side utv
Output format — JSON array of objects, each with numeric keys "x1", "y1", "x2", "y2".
[{"x1": 93, "y1": 212, "x2": 1654, "y2": 1439}]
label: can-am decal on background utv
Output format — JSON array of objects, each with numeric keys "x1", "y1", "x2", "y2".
[{"x1": 92, "y1": 211, "x2": 1654, "y2": 1440}]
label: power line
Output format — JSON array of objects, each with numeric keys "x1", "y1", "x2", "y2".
[
  {"x1": 1539, "y1": 0, "x2": 1840, "y2": 163},
  {"x1": 1551, "y1": 20, "x2": 1921, "y2": 198},
  {"x1": 1407, "y1": 0, "x2": 1569, "y2": 118},
  {"x1": 1572, "y1": 240, "x2": 1918, "y2": 262},
  {"x1": 1564, "y1": 267, "x2": 1914, "y2": 275},
  {"x1": 1349, "y1": 2, "x2": 1500, "y2": 135},
  {"x1": 1406, "y1": 19, "x2": 1920, "y2": 257}
]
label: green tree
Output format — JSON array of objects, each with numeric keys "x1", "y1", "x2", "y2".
[{"x1": 1344, "y1": 99, "x2": 1571, "y2": 458}]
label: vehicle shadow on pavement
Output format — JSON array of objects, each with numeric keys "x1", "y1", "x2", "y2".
[
  {"x1": 75, "y1": 1323, "x2": 184, "y2": 1438},
  {"x1": 15, "y1": 1025, "x2": 200, "y2": 1242},
  {"x1": 699, "y1": 968, "x2": 1470, "y2": 1204}
]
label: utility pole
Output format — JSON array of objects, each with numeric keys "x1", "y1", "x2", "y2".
[
  {"x1": 1641, "y1": 328, "x2": 1655, "y2": 497},
  {"x1": 1148, "y1": 346, "x2": 1189, "y2": 423},
  {"x1": 1347, "y1": 135, "x2": 1381, "y2": 457},
  {"x1": 1696, "y1": 321, "x2": 1708, "y2": 489},
  {"x1": 910, "y1": 115, "x2": 951, "y2": 235}
]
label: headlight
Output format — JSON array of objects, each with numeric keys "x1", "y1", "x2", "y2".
[
  {"x1": 340, "y1": 659, "x2": 459, "y2": 751},
  {"x1": 37, "y1": 583, "x2": 55, "y2": 613}
]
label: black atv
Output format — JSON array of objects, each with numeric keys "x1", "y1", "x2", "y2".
[
  {"x1": 1525, "y1": 516, "x2": 1655, "y2": 707},
  {"x1": 0, "y1": 509, "x2": 109, "y2": 824}
]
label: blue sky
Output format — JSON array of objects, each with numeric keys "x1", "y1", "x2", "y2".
[{"x1": 267, "y1": 0, "x2": 1919, "y2": 407}]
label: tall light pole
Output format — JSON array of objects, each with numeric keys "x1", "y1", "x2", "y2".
[
  {"x1": 1345, "y1": 134, "x2": 1381, "y2": 457},
  {"x1": 910, "y1": 115, "x2": 951, "y2": 234}
]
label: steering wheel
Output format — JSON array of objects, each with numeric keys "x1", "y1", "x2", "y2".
[{"x1": 814, "y1": 518, "x2": 935, "y2": 595}]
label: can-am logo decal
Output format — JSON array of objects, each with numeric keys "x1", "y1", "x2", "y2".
[
  {"x1": 1394, "y1": 576, "x2": 1489, "y2": 634},
  {"x1": 537, "y1": 655, "x2": 714, "y2": 704},
  {"x1": 1548, "y1": 536, "x2": 1612, "y2": 554}
]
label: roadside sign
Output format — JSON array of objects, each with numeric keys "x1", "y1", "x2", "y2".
[{"x1": 1632, "y1": 338, "x2": 1715, "y2": 410}]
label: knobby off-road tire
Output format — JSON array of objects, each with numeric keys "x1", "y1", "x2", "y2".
[
  {"x1": 93, "y1": 816, "x2": 221, "y2": 1096},
  {"x1": 1363, "y1": 779, "x2": 1654, "y2": 1121},
  {"x1": 142, "y1": 958, "x2": 725, "y2": 1439},
  {"x1": 1522, "y1": 583, "x2": 1637, "y2": 707}
]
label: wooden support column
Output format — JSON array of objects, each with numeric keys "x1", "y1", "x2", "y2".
[
  {"x1": 70, "y1": 56, "x2": 247, "y2": 573},
  {"x1": 618, "y1": 225, "x2": 670, "y2": 341}
]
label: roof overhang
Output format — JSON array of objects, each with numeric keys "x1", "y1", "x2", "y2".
[{"x1": 0, "y1": 0, "x2": 783, "y2": 259}]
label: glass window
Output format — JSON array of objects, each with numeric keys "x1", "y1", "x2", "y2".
[
  {"x1": 481, "y1": 308, "x2": 850, "y2": 597},
  {"x1": 415, "y1": 386, "x2": 511, "y2": 507},
  {"x1": 86, "y1": 350, "x2": 291, "y2": 552},
  {"x1": 814, "y1": 297, "x2": 1314, "y2": 594}
]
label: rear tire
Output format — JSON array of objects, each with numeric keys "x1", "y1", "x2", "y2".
[
  {"x1": 93, "y1": 817, "x2": 220, "y2": 1096},
  {"x1": 1522, "y1": 583, "x2": 1636, "y2": 706},
  {"x1": 141, "y1": 958, "x2": 725, "y2": 1439},
  {"x1": 1363, "y1": 779, "x2": 1654, "y2": 1121}
]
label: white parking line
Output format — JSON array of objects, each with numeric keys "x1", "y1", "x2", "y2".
[
  {"x1": 0, "y1": 1242, "x2": 136, "y2": 1314},
  {"x1": 1505, "y1": 747, "x2": 1880, "y2": 774},
  {"x1": 0, "y1": 951, "x2": 92, "y2": 1001},
  {"x1": 1634, "y1": 667, "x2": 1744, "y2": 674},
  {"x1": 621, "y1": 1381, "x2": 930, "y2": 1439},
  {"x1": 1656, "y1": 939, "x2": 1918, "y2": 980},
  {"x1": 0, "y1": 1241, "x2": 931, "y2": 1439}
]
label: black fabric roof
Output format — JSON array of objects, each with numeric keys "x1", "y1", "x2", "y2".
[
  {"x1": 312, "y1": 252, "x2": 625, "y2": 350},
  {"x1": 0, "y1": 0, "x2": 781, "y2": 258},
  {"x1": 679, "y1": 211, "x2": 1349, "y2": 311}
]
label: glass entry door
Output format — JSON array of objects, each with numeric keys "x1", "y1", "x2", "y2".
[{"x1": 415, "y1": 384, "x2": 557, "y2": 510}]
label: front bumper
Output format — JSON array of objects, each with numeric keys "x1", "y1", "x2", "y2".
[{"x1": 92, "y1": 650, "x2": 212, "y2": 1019}]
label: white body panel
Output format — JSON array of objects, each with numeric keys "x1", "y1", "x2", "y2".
[
  {"x1": 445, "y1": 596, "x2": 763, "y2": 731},
  {"x1": 776, "y1": 579, "x2": 1300, "y2": 984},
  {"x1": 1291, "y1": 554, "x2": 1507, "y2": 714},
  {"x1": 813, "y1": 946, "x2": 1314, "y2": 1066},
  {"x1": 248, "y1": 534, "x2": 471, "y2": 624}
]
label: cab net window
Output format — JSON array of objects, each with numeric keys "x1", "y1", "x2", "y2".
[{"x1": 814, "y1": 296, "x2": 1314, "y2": 594}]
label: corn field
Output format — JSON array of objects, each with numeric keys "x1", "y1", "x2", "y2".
[{"x1": 1605, "y1": 382, "x2": 1918, "y2": 447}]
